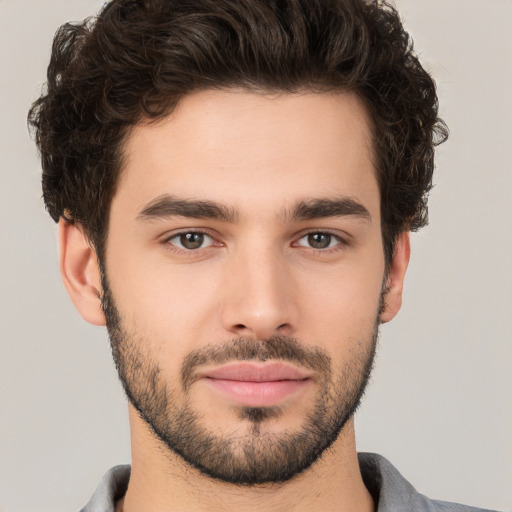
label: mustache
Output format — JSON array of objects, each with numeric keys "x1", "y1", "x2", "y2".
[{"x1": 181, "y1": 336, "x2": 332, "y2": 391}]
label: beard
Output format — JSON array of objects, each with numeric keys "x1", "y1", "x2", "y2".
[{"x1": 102, "y1": 278, "x2": 379, "y2": 486}]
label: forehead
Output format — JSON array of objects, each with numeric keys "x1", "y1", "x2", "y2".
[{"x1": 115, "y1": 89, "x2": 378, "y2": 219}]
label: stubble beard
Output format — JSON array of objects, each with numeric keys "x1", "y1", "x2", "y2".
[{"x1": 102, "y1": 279, "x2": 379, "y2": 486}]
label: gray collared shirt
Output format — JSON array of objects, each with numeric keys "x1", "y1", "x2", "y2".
[{"x1": 80, "y1": 452, "x2": 500, "y2": 511}]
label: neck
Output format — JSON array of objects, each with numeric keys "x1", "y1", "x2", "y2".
[{"x1": 119, "y1": 407, "x2": 374, "y2": 512}]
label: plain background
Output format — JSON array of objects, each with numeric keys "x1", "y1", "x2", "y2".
[{"x1": 0, "y1": 0, "x2": 511, "y2": 511}]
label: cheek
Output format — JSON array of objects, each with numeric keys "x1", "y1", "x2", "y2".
[
  {"x1": 107, "y1": 251, "x2": 224, "y2": 355},
  {"x1": 297, "y1": 259, "x2": 384, "y2": 343}
]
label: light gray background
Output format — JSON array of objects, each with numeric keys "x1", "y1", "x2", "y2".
[{"x1": 1, "y1": 1, "x2": 511, "y2": 511}]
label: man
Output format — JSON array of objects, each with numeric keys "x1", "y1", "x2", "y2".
[{"x1": 27, "y1": 0, "x2": 500, "y2": 511}]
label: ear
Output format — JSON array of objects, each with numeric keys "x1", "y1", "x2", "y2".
[
  {"x1": 58, "y1": 219, "x2": 106, "y2": 326},
  {"x1": 380, "y1": 231, "x2": 411, "y2": 323}
]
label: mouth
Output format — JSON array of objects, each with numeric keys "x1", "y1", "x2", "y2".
[{"x1": 197, "y1": 362, "x2": 313, "y2": 407}]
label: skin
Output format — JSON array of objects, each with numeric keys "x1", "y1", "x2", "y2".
[{"x1": 59, "y1": 89, "x2": 410, "y2": 512}]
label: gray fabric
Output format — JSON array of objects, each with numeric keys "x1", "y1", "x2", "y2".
[
  {"x1": 80, "y1": 464, "x2": 130, "y2": 512},
  {"x1": 357, "y1": 453, "x2": 499, "y2": 512},
  {"x1": 80, "y1": 453, "x2": 499, "y2": 511}
]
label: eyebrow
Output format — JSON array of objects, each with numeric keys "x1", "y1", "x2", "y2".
[
  {"x1": 286, "y1": 197, "x2": 372, "y2": 223},
  {"x1": 136, "y1": 194, "x2": 371, "y2": 224},
  {"x1": 136, "y1": 194, "x2": 238, "y2": 222}
]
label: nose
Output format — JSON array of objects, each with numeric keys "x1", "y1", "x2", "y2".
[{"x1": 220, "y1": 242, "x2": 299, "y2": 340}]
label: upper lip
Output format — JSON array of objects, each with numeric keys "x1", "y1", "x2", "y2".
[{"x1": 199, "y1": 362, "x2": 312, "y2": 382}]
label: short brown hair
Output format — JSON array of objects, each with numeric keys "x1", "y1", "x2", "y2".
[{"x1": 28, "y1": 0, "x2": 448, "y2": 265}]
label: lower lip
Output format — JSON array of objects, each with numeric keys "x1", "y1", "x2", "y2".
[{"x1": 204, "y1": 378, "x2": 310, "y2": 407}]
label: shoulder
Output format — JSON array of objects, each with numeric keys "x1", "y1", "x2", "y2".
[
  {"x1": 358, "y1": 453, "x2": 502, "y2": 512},
  {"x1": 430, "y1": 500, "x2": 500, "y2": 512}
]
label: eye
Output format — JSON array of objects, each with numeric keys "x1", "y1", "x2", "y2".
[
  {"x1": 296, "y1": 232, "x2": 342, "y2": 250},
  {"x1": 167, "y1": 232, "x2": 215, "y2": 250}
]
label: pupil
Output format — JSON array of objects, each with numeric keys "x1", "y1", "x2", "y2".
[
  {"x1": 308, "y1": 233, "x2": 331, "y2": 249},
  {"x1": 181, "y1": 233, "x2": 204, "y2": 249}
]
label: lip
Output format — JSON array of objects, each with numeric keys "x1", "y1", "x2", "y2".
[
  {"x1": 198, "y1": 362, "x2": 312, "y2": 407},
  {"x1": 201, "y1": 362, "x2": 311, "y2": 382}
]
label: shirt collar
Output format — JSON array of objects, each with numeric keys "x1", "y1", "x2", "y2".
[{"x1": 81, "y1": 453, "x2": 443, "y2": 512}]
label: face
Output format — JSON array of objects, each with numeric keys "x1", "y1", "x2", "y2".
[{"x1": 98, "y1": 90, "x2": 393, "y2": 484}]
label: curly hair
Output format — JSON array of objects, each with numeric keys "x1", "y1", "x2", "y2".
[{"x1": 28, "y1": 0, "x2": 448, "y2": 266}]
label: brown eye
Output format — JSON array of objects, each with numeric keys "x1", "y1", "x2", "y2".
[
  {"x1": 296, "y1": 232, "x2": 342, "y2": 250},
  {"x1": 307, "y1": 233, "x2": 332, "y2": 249},
  {"x1": 181, "y1": 233, "x2": 204, "y2": 249},
  {"x1": 168, "y1": 232, "x2": 214, "y2": 250}
]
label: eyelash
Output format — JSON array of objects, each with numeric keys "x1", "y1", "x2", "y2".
[
  {"x1": 163, "y1": 230, "x2": 219, "y2": 254},
  {"x1": 162, "y1": 229, "x2": 350, "y2": 255},
  {"x1": 295, "y1": 230, "x2": 349, "y2": 253}
]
